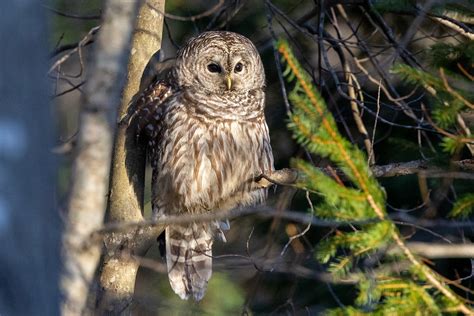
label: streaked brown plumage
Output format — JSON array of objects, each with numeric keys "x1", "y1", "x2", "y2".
[{"x1": 134, "y1": 31, "x2": 274, "y2": 301}]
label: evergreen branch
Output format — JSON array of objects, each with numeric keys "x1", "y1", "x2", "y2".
[
  {"x1": 449, "y1": 193, "x2": 474, "y2": 218},
  {"x1": 392, "y1": 63, "x2": 441, "y2": 95},
  {"x1": 421, "y1": 104, "x2": 474, "y2": 146},
  {"x1": 393, "y1": 59, "x2": 474, "y2": 154},
  {"x1": 277, "y1": 39, "x2": 474, "y2": 314},
  {"x1": 277, "y1": 39, "x2": 386, "y2": 219},
  {"x1": 390, "y1": 233, "x2": 473, "y2": 314}
]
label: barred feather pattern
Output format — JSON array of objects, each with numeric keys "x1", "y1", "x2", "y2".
[{"x1": 135, "y1": 31, "x2": 274, "y2": 301}]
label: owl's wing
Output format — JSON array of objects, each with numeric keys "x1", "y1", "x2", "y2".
[
  {"x1": 123, "y1": 56, "x2": 176, "y2": 139},
  {"x1": 128, "y1": 78, "x2": 175, "y2": 140}
]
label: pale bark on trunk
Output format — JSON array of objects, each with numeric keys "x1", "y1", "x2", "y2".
[{"x1": 61, "y1": 1, "x2": 140, "y2": 315}]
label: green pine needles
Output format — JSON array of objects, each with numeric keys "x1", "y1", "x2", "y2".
[
  {"x1": 277, "y1": 39, "x2": 473, "y2": 315},
  {"x1": 392, "y1": 41, "x2": 474, "y2": 154},
  {"x1": 392, "y1": 41, "x2": 474, "y2": 222},
  {"x1": 449, "y1": 193, "x2": 474, "y2": 219}
]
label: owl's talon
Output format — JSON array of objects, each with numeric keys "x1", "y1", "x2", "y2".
[{"x1": 254, "y1": 169, "x2": 298, "y2": 187}]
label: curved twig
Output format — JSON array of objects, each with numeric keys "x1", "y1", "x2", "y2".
[{"x1": 147, "y1": 0, "x2": 224, "y2": 22}]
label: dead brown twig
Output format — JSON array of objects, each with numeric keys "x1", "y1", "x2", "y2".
[{"x1": 439, "y1": 68, "x2": 474, "y2": 110}]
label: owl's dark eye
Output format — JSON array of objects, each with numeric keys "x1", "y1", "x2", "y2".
[
  {"x1": 234, "y1": 62, "x2": 243, "y2": 73},
  {"x1": 207, "y1": 63, "x2": 221, "y2": 73}
]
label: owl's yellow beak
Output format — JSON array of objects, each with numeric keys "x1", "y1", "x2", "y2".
[{"x1": 226, "y1": 75, "x2": 232, "y2": 90}]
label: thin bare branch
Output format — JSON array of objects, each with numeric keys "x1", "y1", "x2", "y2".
[
  {"x1": 43, "y1": 5, "x2": 101, "y2": 20},
  {"x1": 439, "y1": 68, "x2": 474, "y2": 110},
  {"x1": 344, "y1": 61, "x2": 374, "y2": 164},
  {"x1": 371, "y1": 159, "x2": 474, "y2": 177},
  {"x1": 49, "y1": 26, "x2": 99, "y2": 73},
  {"x1": 431, "y1": 15, "x2": 474, "y2": 40},
  {"x1": 147, "y1": 0, "x2": 224, "y2": 22},
  {"x1": 390, "y1": 242, "x2": 474, "y2": 259}
]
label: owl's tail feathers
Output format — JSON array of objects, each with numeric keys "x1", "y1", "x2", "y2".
[{"x1": 165, "y1": 223, "x2": 213, "y2": 301}]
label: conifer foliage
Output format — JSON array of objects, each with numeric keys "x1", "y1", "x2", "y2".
[
  {"x1": 392, "y1": 41, "x2": 474, "y2": 222},
  {"x1": 392, "y1": 41, "x2": 474, "y2": 154},
  {"x1": 277, "y1": 39, "x2": 473, "y2": 315}
]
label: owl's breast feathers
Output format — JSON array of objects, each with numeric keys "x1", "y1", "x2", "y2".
[{"x1": 150, "y1": 88, "x2": 274, "y2": 214}]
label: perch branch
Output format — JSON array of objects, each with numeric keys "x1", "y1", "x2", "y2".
[{"x1": 255, "y1": 160, "x2": 474, "y2": 188}]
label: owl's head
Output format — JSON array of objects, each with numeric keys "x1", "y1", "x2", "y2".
[{"x1": 174, "y1": 31, "x2": 265, "y2": 93}]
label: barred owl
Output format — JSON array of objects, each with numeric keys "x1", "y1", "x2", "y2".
[{"x1": 134, "y1": 31, "x2": 274, "y2": 301}]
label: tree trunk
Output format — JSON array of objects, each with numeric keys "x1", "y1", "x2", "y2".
[
  {"x1": 96, "y1": 0, "x2": 166, "y2": 313},
  {"x1": 60, "y1": 1, "x2": 140, "y2": 315}
]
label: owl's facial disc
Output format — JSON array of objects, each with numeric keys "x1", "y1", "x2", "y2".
[{"x1": 175, "y1": 31, "x2": 265, "y2": 93}]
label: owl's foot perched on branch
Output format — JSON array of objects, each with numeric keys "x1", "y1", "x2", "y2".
[{"x1": 254, "y1": 168, "x2": 299, "y2": 188}]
